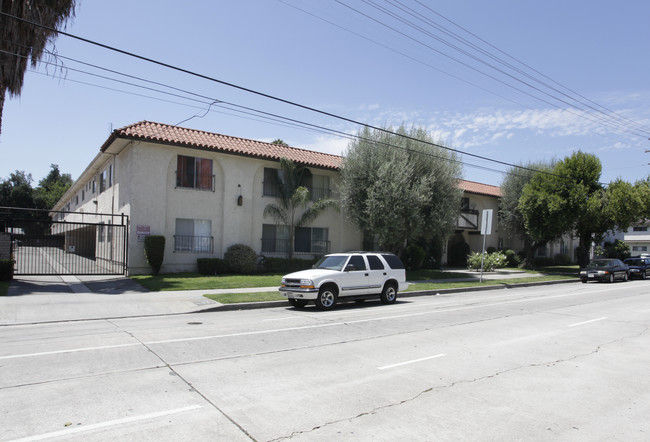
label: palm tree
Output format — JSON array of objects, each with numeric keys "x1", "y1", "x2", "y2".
[
  {"x1": 1, "y1": 0, "x2": 77, "y2": 134},
  {"x1": 263, "y1": 157, "x2": 338, "y2": 258}
]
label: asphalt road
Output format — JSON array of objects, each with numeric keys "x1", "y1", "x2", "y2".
[{"x1": 2, "y1": 281, "x2": 649, "y2": 441}]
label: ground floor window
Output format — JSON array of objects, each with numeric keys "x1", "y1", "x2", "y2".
[
  {"x1": 174, "y1": 218, "x2": 213, "y2": 253},
  {"x1": 632, "y1": 245, "x2": 648, "y2": 252},
  {"x1": 262, "y1": 224, "x2": 329, "y2": 254}
]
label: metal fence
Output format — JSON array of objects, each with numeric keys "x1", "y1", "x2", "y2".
[{"x1": 2, "y1": 208, "x2": 128, "y2": 276}]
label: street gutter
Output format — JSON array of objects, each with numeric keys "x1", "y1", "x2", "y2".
[{"x1": 201, "y1": 277, "x2": 579, "y2": 312}]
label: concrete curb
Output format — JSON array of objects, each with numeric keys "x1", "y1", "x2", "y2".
[{"x1": 199, "y1": 277, "x2": 579, "y2": 312}]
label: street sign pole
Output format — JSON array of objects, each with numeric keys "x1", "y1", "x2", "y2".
[{"x1": 480, "y1": 209, "x2": 493, "y2": 283}]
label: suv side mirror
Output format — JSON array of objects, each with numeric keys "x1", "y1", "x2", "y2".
[{"x1": 345, "y1": 264, "x2": 356, "y2": 272}]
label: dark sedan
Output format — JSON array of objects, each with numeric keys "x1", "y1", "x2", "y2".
[
  {"x1": 580, "y1": 258, "x2": 629, "y2": 283},
  {"x1": 623, "y1": 257, "x2": 650, "y2": 280}
]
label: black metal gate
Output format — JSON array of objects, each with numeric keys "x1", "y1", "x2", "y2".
[{"x1": 2, "y1": 209, "x2": 128, "y2": 276}]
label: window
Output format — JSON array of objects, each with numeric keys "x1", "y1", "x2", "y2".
[
  {"x1": 633, "y1": 246, "x2": 648, "y2": 252},
  {"x1": 347, "y1": 255, "x2": 366, "y2": 271},
  {"x1": 263, "y1": 168, "x2": 281, "y2": 197},
  {"x1": 460, "y1": 197, "x2": 470, "y2": 211},
  {"x1": 99, "y1": 170, "x2": 107, "y2": 193},
  {"x1": 310, "y1": 174, "x2": 331, "y2": 200},
  {"x1": 262, "y1": 224, "x2": 290, "y2": 253},
  {"x1": 174, "y1": 218, "x2": 213, "y2": 253},
  {"x1": 295, "y1": 227, "x2": 329, "y2": 253},
  {"x1": 176, "y1": 155, "x2": 213, "y2": 191},
  {"x1": 81, "y1": 190, "x2": 85, "y2": 201},
  {"x1": 367, "y1": 255, "x2": 384, "y2": 270},
  {"x1": 633, "y1": 226, "x2": 648, "y2": 232},
  {"x1": 92, "y1": 179, "x2": 96, "y2": 194},
  {"x1": 262, "y1": 225, "x2": 329, "y2": 254}
]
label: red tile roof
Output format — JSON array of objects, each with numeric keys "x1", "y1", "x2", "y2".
[
  {"x1": 102, "y1": 121, "x2": 343, "y2": 170},
  {"x1": 458, "y1": 179, "x2": 502, "y2": 197},
  {"x1": 102, "y1": 121, "x2": 501, "y2": 197}
]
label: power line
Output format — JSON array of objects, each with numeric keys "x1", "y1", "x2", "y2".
[{"x1": 0, "y1": 11, "x2": 568, "y2": 178}]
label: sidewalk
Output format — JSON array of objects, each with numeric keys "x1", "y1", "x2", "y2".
[{"x1": 0, "y1": 270, "x2": 575, "y2": 325}]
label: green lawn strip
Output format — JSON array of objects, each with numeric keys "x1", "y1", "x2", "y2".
[
  {"x1": 0, "y1": 281, "x2": 9, "y2": 296},
  {"x1": 131, "y1": 273, "x2": 282, "y2": 291},
  {"x1": 204, "y1": 292, "x2": 285, "y2": 304},
  {"x1": 405, "y1": 274, "x2": 576, "y2": 291}
]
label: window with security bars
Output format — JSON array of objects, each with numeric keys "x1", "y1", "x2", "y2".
[{"x1": 174, "y1": 218, "x2": 213, "y2": 253}]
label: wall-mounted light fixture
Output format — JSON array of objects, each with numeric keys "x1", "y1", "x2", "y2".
[{"x1": 237, "y1": 184, "x2": 243, "y2": 206}]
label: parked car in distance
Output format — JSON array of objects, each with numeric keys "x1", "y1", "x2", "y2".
[
  {"x1": 579, "y1": 258, "x2": 629, "y2": 283},
  {"x1": 623, "y1": 257, "x2": 650, "y2": 280},
  {"x1": 279, "y1": 252, "x2": 408, "y2": 310}
]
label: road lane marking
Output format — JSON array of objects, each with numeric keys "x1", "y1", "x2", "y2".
[
  {"x1": 1, "y1": 287, "x2": 631, "y2": 359},
  {"x1": 378, "y1": 354, "x2": 446, "y2": 370},
  {"x1": 0, "y1": 343, "x2": 140, "y2": 360},
  {"x1": 568, "y1": 317, "x2": 608, "y2": 327},
  {"x1": 145, "y1": 322, "x2": 343, "y2": 344},
  {"x1": 10, "y1": 405, "x2": 202, "y2": 441}
]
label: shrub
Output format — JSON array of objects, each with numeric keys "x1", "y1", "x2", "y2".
[
  {"x1": 502, "y1": 249, "x2": 522, "y2": 267},
  {"x1": 261, "y1": 257, "x2": 316, "y2": 273},
  {"x1": 402, "y1": 245, "x2": 425, "y2": 270},
  {"x1": 553, "y1": 253, "x2": 572, "y2": 265},
  {"x1": 467, "y1": 251, "x2": 507, "y2": 272},
  {"x1": 0, "y1": 259, "x2": 14, "y2": 281},
  {"x1": 224, "y1": 244, "x2": 258, "y2": 274},
  {"x1": 144, "y1": 235, "x2": 165, "y2": 274},
  {"x1": 197, "y1": 258, "x2": 229, "y2": 275},
  {"x1": 533, "y1": 257, "x2": 555, "y2": 267}
]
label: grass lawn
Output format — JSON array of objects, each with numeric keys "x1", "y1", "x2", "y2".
[
  {"x1": 131, "y1": 273, "x2": 282, "y2": 291},
  {"x1": 0, "y1": 281, "x2": 9, "y2": 296}
]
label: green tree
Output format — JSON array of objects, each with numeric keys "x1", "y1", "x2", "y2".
[
  {"x1": 500, "y1": 162, "x2": 554, "y2": 267},
  {"x1": 0, "y1": 0, "x2": 77, "y2": 134},
  {"x1": 339, "y1": 125, "x2": 462, "y2": 255},
  {"x1": 0, "y1": 170, "x2": 34, "y2": 209},
  {"x1": 519, "y1": 151, "x2": 646, "y2": 267},
  {"x1": 34, "y1": 164, "x2": 72, "y2": 210},
  {"x1": 263, "y1": 157, "x2": 338, "y2": 259},
  {"x1": 271, "y1": 139, "x2": 289, "y2": 146}
]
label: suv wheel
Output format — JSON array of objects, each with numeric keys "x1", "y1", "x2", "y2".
[
  {"x1": 288, "y1": 298, "x2": 308, "y2": 308},
  {"x1": 315, "y1": 285, "x2": 338, "y2": 310},
  {"x1": 380, "y1": 282, "x2": 397, "y2": 304}
]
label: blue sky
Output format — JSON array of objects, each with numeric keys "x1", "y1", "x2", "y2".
[{"x1": 2, "y1": 0, "x2": 649, "y2": 187}]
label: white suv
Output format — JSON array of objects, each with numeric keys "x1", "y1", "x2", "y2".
[{"x1": 279, "y1": 252, "x2": 408, "y2": 309}]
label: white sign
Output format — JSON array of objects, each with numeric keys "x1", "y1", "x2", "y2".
[{"x1": 481, "y1": 209, "x2": 493, "y2": 235}]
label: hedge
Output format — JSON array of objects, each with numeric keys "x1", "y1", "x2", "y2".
[{"x1": 0, "y1": 259, "x2": 14, "y2": 281}]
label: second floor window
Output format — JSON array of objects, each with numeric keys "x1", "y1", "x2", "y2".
[{"x1": 177, "y1": 155, "x2": 213, "y2": 191}]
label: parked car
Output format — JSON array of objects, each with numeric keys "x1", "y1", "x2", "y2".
[
  {"x1": 579, "y1": 258, "x2": 629, "y2": 283},
  {"x1": 623, "y1": 257, "x2": 650, "y2": 280},
  {"x1": 279, "y1": 252, "x2": 408, "y2": 310}
]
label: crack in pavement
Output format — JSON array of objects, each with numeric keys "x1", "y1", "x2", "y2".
[{"x1": 269, "y1": 324, "x2": 649, "y2": 441}]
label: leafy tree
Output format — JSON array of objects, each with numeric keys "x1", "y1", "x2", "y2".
[
  {"x1": 263, "y1": 157, "x2": 337, "y2": 259},
  {"x1": 271, "y1": 139, "x2": 289, "y2": 146},
  {"x1": 34, "y1": 164, "x2": 72, "y2": 209},
  {"x1": 500, "y1": 161, "x2": 554, "y2": 267},
  {"x1": 519, "y1": 151, "x2": 646, "y2": 267},
  {"x1": 0, "y1": 170, "x2": 34, "y2": 209},
  {"x1": 0, "y1": 0, "x2": 77, "y2": 134},
  {"x1": 339, "y1": 125, "x2": 462, "y2": 256}
]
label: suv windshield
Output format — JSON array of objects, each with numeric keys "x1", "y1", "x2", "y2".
[{"x1": 314, "y1": 255, "x2": 348, "y2": 271}]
